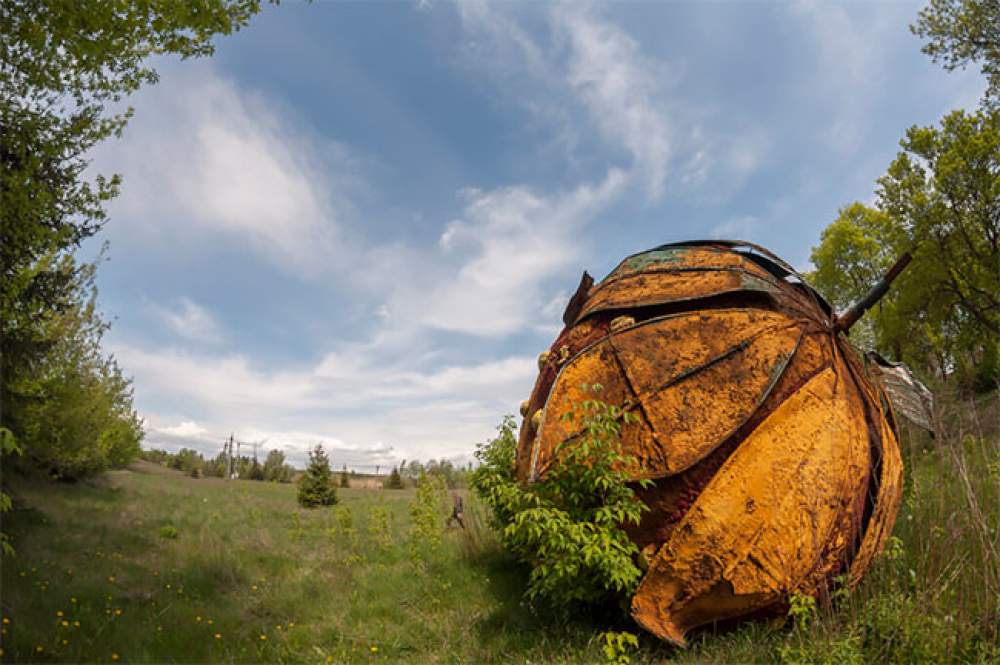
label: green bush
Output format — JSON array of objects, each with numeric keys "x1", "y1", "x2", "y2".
[
  {"x1": 297, "y1": 445, "x2": 338, "y2": 508},
  {"x1": 408, "y1": 473, "x2": 447, "y2": 566},
  {"x1": 471, "y1": 388, "x2": 650, "y2": 606},
  {"x1": 4, "y1": 259, "x2": 143, "y2": 480},
  {"x1": 159, "y1": 524, "x2": 179, "y2": 539}
]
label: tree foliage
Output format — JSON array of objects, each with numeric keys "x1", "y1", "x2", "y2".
[
  {"x1": 913, "y1": 0, "x2": 1000, "y2": 105},
  {"x1": 298, "y1": 445, "x2": 338, "y2": 508},
  {"x1": 1, "y1": 0, "x2": 273, "y2": 477},
  {"x1": 811, "y1": 109, "x2": 999, "y2": 390},
  {"x1": 471, "y1": 391, "x2": 650, "y2": 607},
  {"x1": 4, "y1": 257, "x2": 143, "y2": 479},
  {"x1": 263, "y1": 449, "x2": 293, "y2": 483}
]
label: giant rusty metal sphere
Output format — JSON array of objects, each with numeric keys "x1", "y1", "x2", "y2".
[{"x1": 515, "y1": 240, "x2": 904, "y2": 646}]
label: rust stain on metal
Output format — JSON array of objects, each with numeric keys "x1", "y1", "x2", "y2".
[{"x1": 514, "y1": 240, "x2": 908, "y2": 647}]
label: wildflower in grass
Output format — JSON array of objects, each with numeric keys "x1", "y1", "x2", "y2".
[
  {"x1": 196, "y1": 616, "x2": 202, "y2": 622},
  {"x1": 371, "y1": 645, "x2": 378, "y2": 653},
  {"x1": 251, "y1": 584, "x2": 258, "y2": 591},
  {"x1": 112, "y1": 652, "x2": 120, "y2": 661},
  {"x1": 70, "y1": 597, "x2": 77, "y2": 604},
  {"x1": 108, "y1": 576, "x2": 115, "y2": 583},
  {"x1": 260, "y1": 634, "x2": 267, "y2": 641},
  {"x1": 166, "y1": 584, "x2": 171, "y2": 589},
  {"x1": 0, "y1": 648, "x2": 4, "y2": 657},
  {"x1": 207, "y1": 619, "x2": 213, "y2": 625},
  {"x1": 214, "y1": 633, "x2": 222, "y2": 640},
  {"x1": 62, "y1": 639, "x2": 68, "y2": 646},
  {"x1": 2, "y1": 617, "x2": 8, "y2": 624},
  {"x1": 114, "y1": 609, "x2": 122, "y2": 616},
  {"x1": 18, "y1": 571, "x2": 25, "y2": 577},
  {"x1": 36, "y1": 645, "x2": 44, "y2": 653},
  {"x1": 287, "y1": 622, "x2": 294, "y2": 628},
  {"x1": 61, "y1": 620, "x2": 69, "y2": 627},
  {"x1": 73, "y1": 621, "x2": 80, "y2": 627},
  {"x1": 56, "y1": 610, "x2": 64, "y2": 617}
]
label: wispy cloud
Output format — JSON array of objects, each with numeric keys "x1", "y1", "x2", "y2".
[
  {"x1": 148, "y1": 298, "x2": 224, "y2": 344},
  {"x1": 96, "y1": 65, "x2": 356, "y2": 278}
]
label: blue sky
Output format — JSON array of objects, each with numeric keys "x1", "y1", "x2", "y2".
[{"x1": 86, "y1": 1, "x2": 983, "y2": 468}]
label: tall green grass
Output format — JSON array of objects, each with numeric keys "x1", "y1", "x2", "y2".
[{"x1": 1, "y1": 392, "x2": 996, "y2": 663}]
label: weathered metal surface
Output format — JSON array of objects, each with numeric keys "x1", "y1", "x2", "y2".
[
  {"x1": 866, "y1": 352, "x2": 936, "y2": 434},
  {"x1": 514, "y1": 240, "x2": 906, "y2": 646}
]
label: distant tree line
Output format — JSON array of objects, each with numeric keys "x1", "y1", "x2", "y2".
[
  {"x1": 389, "y1": 459, "x2": 472, "y2": 490},
  {"x1": 141, "y1": 448, "x2": 295, "y2": 483}
]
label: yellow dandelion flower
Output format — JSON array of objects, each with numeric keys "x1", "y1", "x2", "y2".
[
  {"x1": 108, "y1": 576, "x2": 116, "y2": 583},
  {"x1": 115, "y1": 609, "x2": 122, "y2": 616},
  {"x1": 56, "y1": 610, "x2": 64, "y2": 617},
  {"x1": 61, "y1": 620, "x2": 69, "y2": 627},
  {"x1": 19, "y1": 571, "x2": 25, "y2": 577},
  {"x1": 371, "y1": 646, "x2": 378, "y2": 653},
  {"x1": 62, "y1": 639, "x2": 69, "y2": 646},
  {"x1": 214, "y1": 633, "x2": 222, "y2": 640},
  {"x1": 259, "y1": 634, "x2": 267, "y2": 641},
  {"x1": 196, "y1": 616, "x2": 202, "y2": 622},
  {"x1": 70, "y1": 597, "x2": 77, "y2": 603},
  {"x1": 251, "y1": 585, "x2": 258, "y2": 591},
  {"x1": 165, "y1": 584, "x2": 171, "y2": 589},
  {"x1": 2, "y1": 617, "x2": 8, "y2": 624},
  {"x1": 275, "y1": 624, "x2": 282, "y2": 630},
  {"x1": 36, "y1": 645, "x2": 44, "y2": 653},
  {"x1": 0, "y1": 648, "x2": 4, "y2": 657},
  {"x1": 287, "y1": 622, "x2": 295, "y2": 629},
  {"x1": 73, "y1": 620, "x2": 80, "y2": 627},
  {"x1": 207, "y1": 619, "x2": 213, "y2": 625},
  {"x1": 112, "y1": 653, "x2": 120, "y2": 661}
]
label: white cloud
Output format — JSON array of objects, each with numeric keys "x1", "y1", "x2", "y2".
[
  {"x1": 114, "y1": 340, "x2": 537, "y2": 464},
  {"x1": 402, "y1": 169, "x2": 626, "y2": 337},
  {"x1": 157, "y1": 420, "x2": 209, "y2": 438},
  {"x1": 96, "y1": 64, "x2": 353, "y2": 278},
  {"x1": 558, "y1": 6, "x2": 672, "y2": 199},
  {"x1": 148, "y1": 298, "x2": 224, "y2": 344}
]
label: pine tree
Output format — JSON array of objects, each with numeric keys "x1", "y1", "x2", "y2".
[
  {"x1": 386, "y1": 466, "x2": 404, "y2": 489},
  {"x1": 297, "y1": 445, "x2": 338, "y2": 508},
  {"x1": 340, "y1": 464, "x2": 350, "y2": 488}
]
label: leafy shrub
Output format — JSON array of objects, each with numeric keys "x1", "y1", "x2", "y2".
[
  {"x1": 4, "y1": 260, "x2": 143, "y2": 480},
  {"x1": 601, "y1": 631, "x2": 640, "y2": 665},
  {"x1": 159, "y1": 524, "x2": 179, "y2": 539},
  {"x1": 297, "y1": 445, "x2": 338, "y2": 508},
  {"x1": 470, "y1": 388, "x2": 650, "y2": 606},
  {"x1": 368, "y1": 503, "x2": 393, "y2": 550},
  {"x1": 408, "y1": 473, "x2": 447, "y2": 566}
]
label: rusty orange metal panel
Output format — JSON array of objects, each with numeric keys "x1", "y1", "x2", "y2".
[{"x1": 513, "y1": 240, "x2": 907, "y2": 646}]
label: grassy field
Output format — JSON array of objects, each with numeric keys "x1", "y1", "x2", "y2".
[{"x1": 1, "y1": 397, "x2": 997, "y2": 664}]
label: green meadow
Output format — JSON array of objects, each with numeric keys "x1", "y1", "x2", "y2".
[{"x1": 2, "y1": 398, "x2": 997, "y2": 664}]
